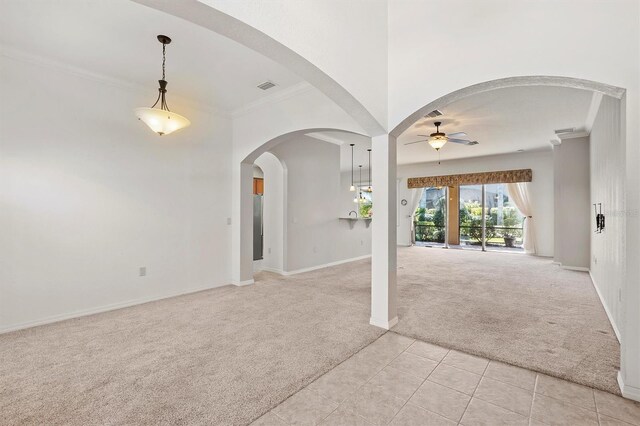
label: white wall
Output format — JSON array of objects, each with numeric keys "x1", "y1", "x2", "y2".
[
  {"x1": 254, "y1": 152, "x2": 285, "y2": 273},
  {"x1": 269, "y1": 137, "x2": 371, "y2": 272},
  {"x1": 0, "y1": 55, "x2": 233, "y2": 332},
  {"x1": 591, "y1": 95, "x2": 625, "y2": 336},
  {"x1": 396, "y1": 150, "x2": 554, "y2": 257},
  {"x1": 553, "y1": 137, "x2": 590, "y2": 269}
]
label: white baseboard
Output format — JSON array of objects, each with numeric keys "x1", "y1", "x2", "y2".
[
  {"x1": 260, "y1": 267, "x2": 285, "y2": 275},
  {"x1": 232, "y1": 279, "x2": 254, "y2": 287},
  {"x1": 370, "y1": 316, "x2": 398, "y2": 330},
  {"x1": 0, "y1": 282, "x2": 228, "y2": 335},
  {"x1": 618, "y1": 371, "x2": 640, "y2": 402},
  {"x1": 281, "y1": 254, "x2": 371, "y2": 276},
  {"x1": 589, "y1": 271, "x2": 621, "y2": 343},
  {"x1": 561, "y1": 265, "x2": 589, "y2": 272}
]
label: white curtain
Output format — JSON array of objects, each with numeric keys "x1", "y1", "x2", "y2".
[
  {"x1": 409, "y1": 188, "x2": 423, "y2": 245},
  {"x1": 506, "y1": 182, "x2": 537, "y2": 254}
]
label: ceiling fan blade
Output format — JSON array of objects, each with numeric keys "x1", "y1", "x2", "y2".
[
  {"x1": 447, "y1": 132, "x2": 467, "y2": 138},
  {"x1": 448, "y1": 138, "x2": 479, "y2": 145},
  {"x1": 404, "y1": 140, "x2": 427, "y2": 145}
]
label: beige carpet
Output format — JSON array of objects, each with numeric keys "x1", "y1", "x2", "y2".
[
  {"x1": 0, "y1": 247, "x2": 620, "y2": 425},
  {"x1": 393, "y1": 246, "x2": 620, "y2": 394},
  {"x1": 0, "y1": 266, "x2": 384, "y2": 426}
]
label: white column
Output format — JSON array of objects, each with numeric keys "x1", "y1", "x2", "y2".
[
  {"x1": 370, "y1": 134, "x2": 398, "y2": 329},
  {"x1": 231, "y1": 162, "x2": 255, "y2": 286},
  {"x1": 444, "y1": 186, "x2": 449, "y2": 249},
  {"x1": 481, "y1": 184, "x2": 486, "y2": 252},
  {"x1": 620, "y1": 94, "x2": 640, "y2": 401}
]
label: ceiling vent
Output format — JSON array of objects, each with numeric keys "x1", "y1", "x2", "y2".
[
  {"x1": 257, "y1": 81, "x2": 276, "y2": 90},
  {"x1": 554, "y1": 127, "x2": 575, "y2": 135},
  {"x1": 425, "y1": 109, "x2": 443, "y2": 118}
]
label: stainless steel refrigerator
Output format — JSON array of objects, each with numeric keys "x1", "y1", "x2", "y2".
[{"x1": 253, "y1": 194, "x2": 263, "y2": 260}]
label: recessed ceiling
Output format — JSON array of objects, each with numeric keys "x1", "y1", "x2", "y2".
[
  {"x1": 397, "y1": 86, "x2": 595, "y2": 165},
  {"x1": 0, "y1": 0, "x2": 303, "y2": 113}
]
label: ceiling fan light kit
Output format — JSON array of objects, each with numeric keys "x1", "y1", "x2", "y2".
[
  {"x1": 405, "y1": 120, "x2": 479, "y2": 164},
  {"x1": 135, "y1": 35, "x2": 191, "y2": 136},
  {"x1": 427, "y1": 121, "x2": 447, "y2": 151}
]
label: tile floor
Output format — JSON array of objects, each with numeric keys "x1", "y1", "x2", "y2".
[{"x1": 251, "y1": 333, "x2": 640, "y2": 426}]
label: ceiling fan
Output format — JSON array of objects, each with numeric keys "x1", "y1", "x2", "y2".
[{"x1": 404, "y1": 121, "x2": 479, "y2": 151}]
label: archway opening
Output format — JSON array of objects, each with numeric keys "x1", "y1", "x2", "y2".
[
  {"x1": 382, "y1": 76, "x2": 628, "y2": 396},
  {"x1": 234, "y1": 128, "x2": 372, "y2": 283}
]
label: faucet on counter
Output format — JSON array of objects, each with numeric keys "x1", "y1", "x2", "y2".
[{"x1": 348, "y1": 210, "x2": 358, "y2": 218}]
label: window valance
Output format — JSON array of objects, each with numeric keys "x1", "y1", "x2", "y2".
[{"x1": 407, "y1": 169, "x2": 532, "y2": 189}]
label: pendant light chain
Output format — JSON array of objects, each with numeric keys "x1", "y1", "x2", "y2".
[
  {"x1": 359, "y1": 165, "x2": 363, "y2": 201},
  {"x1": 350, "y1": 143, "x2": 355, "y2": 191},
  {"x1": 162, "y1": 42, "x2": 166, "y2": 80},
  {"x1": 153, "y1": 39, "x2": 170, "y2": 112}
]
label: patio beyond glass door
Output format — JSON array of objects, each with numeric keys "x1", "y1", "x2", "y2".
[
  {"x1": 459, "y1": 183, "x2": 524, "y2": 251},
  {"x1": 485, "y1": 183, "x2": 525, "y2": 251},
  {"x1": 414, "y1": 187, "x2": 447, "y2": 246},
  {"x1": 459, "y1": 184, "x2": 486, "y2": 248}
]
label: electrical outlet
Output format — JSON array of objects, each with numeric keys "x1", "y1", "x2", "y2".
[
  {"x1": 313, "y1": 246, "x2": 317, "y2": 253},
  {"x1": 361, "y1": 240, "x2": 364, "y2": 246},
  {"x1": 139, "y1": 267, "x2": 146, "y2": 277},
  {"x1": 619, "y1": 288, "x2": 622, "y2": 302},
  {"x1": 227, "y1": 217, "x2": 231, "y2": 225},
  {"x1": 268, "y1": 247, "x2": 272, "y2": 254}
]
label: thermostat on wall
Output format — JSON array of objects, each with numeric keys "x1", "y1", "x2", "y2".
[{"x1": 401, "y1": 199, "x2": 407, "y2": 206}]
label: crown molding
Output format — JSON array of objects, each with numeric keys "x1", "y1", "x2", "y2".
[
  {"x1": 557, "y1": 129, "x2": 589, "y2": 140},
  {"x1": 584, "y1": 91, "x2": 604, "y2": 134},
  {"x1": 0, "y1": 44, "x2": 229, "y2": 118},
  {"x1": 305, "y1": 132, "x2": 346, "y2": 145},
  {"x1": 550, "y1": 91, "x2": 604, "y2": 146},
  {"x1": 230, "y1": 81, "x2": 314, "y2": 118}
]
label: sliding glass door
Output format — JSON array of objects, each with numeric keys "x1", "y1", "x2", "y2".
[
  {"x1": 459, "y1": 184, "x2": 486, "y2": 248},
  {"x1": 486, "y1": 183, "x2": 524, "y2": 251},
  {"x1": 413, "y1": 183, "x2": 525, "y2": 252},
  {"x1": 414, "y1": 187, "x2": 447, "y2": 246},
  {"x1": 459, "y1": 183, "x2": 524, "y2": 251}
]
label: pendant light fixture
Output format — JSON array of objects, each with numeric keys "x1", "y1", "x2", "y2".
[
  {"x1": 358, "y1": 165, "x2": 367, "y2": 203},
  {"x1": 349, "y1": 143, "x2": 356, "y2": 191},
  {"x1": 354, "y1": 164, "x2": 362, "y2": 203},
  {"x1": 135, "y1": 35, "x2": 190, "y2": 136},
  {"x1": 366, "y1": 148, "x2": 372, "y2": 192}
]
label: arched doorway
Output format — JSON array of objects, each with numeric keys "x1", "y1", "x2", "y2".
[
  {"x1": 380, "y1": 76, "x2": 635, "y2": 398},
  {"x1": 232, "y1": 128, "x2": 371, "y2": 286}
]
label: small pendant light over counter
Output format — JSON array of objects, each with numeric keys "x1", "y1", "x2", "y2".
[
  {"x1": 135, "y1": 35, "x2": 190, "y2": 136},
  {"x1": 357, "y1": 165, "x2": 367, "y2": 203},
  {"x1": 349, "y1": 143, "x2": 356, "y2": 192}
]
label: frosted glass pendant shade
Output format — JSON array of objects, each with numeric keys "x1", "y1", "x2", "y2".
[
  {"x1": 428, "y1": 135, "x2": 447, "y2": 151},
  {"x1": 135, "y1": 107, "x2": 190, "y2": 136},
  {"x1": 350, "y1": 185, "x2": 356, "y2": 192}
]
